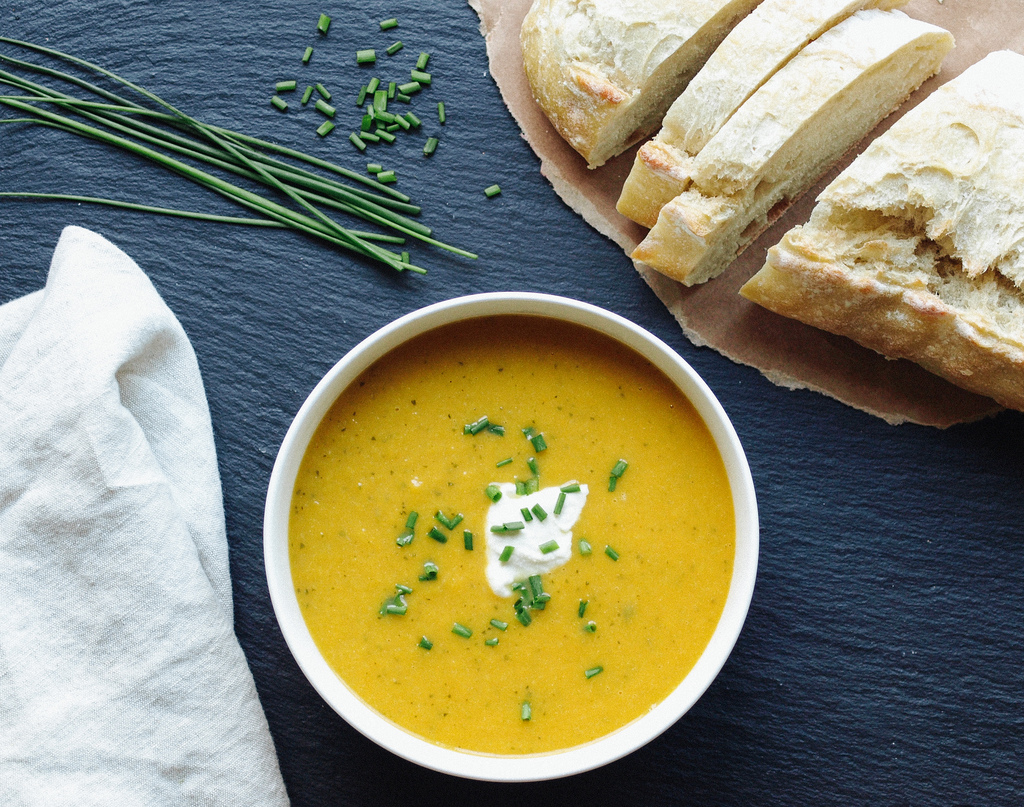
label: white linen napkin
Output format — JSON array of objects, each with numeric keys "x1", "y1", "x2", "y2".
[{"x1": 0, "y1": 226, "x2": 289, "y2": 806}]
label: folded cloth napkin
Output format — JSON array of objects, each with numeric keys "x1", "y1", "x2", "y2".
[{"x1": 0, "y1": 227, "x2": 289, "y2": 806}]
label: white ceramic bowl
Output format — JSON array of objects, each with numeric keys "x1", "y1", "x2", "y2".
[{"x1": 264, "y1": 292, "x2": 758, "y2": 782}]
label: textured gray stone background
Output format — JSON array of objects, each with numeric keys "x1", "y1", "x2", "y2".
[{"x1": 1, "y1": 1, "x2": 1021, "y2": 804}]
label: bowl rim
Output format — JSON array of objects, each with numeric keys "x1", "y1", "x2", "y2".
[{"x1": 264, "y1": 292, "x2": 759, "y2": 782}]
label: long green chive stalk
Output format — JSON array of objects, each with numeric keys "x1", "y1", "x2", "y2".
[{"x1": 0, "y1": 37, "x2": 477, "y2": 273}]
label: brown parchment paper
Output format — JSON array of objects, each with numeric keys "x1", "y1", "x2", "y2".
[{"x1": 470, "y1": 0, "x2": 1024, "y2": 427}]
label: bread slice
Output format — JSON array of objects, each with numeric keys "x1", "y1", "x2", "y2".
[
  {"x1": 617, "y1": 0, "x2": 909, "y2": 228},
  {"x1": 520, "y1": 0, "x2": 762, "y2": 169},
  {"x1": 740, "y1": 51, "x2": 1024, "y2": 412},
  {"x1": 630, "y1": 9, "x2": 954, "y2": 286}
]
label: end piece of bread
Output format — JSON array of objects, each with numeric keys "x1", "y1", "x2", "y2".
[
  {"x1": 740, "y1": 50, "x2": 1024, "y2": 412},
  {"x1": 520, "y1": 0, "x2": 762, "y2": 169},
  {"x1": 630, "y1": 9, "x2": 954, "y2": 286},
  {"x1": 617, "y1": 0, "x2": 909, "y2": 228}
]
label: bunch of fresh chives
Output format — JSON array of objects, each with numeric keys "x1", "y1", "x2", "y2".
[{"x1": 0, "y1": 37, "x2": 477, "y2": 274}]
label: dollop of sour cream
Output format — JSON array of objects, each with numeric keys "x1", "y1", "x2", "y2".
[{"x1": 484, "y1": 482, "x2": 588, "y2": 597}]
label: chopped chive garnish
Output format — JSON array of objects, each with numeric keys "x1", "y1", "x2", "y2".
[
  {"x1": 520, "y1": 507, "x2": 533, "y2": 522},
  {"x1": 403, "y1": 112, "x2": 422, "y2": 128},
  {"x1": 579, "y1": 539, "x2": 592, "y2": 555},
  {"x1": 438, "y1": 101, "x2": 446, "y2": 124},
  {"x1": 504, "y1": 521, "x2": 526, "y2": 532},
  {"x1": 387, "y1": 41, "x2": 404, "y2": 56},
  {"x1": 405, "y1": 512, "x2": 419, "y2": 529},
  {"x1": 385, "y1": 122, "x2": 400, "y2": 132},
  {"x1": 488, "y1": 424, "x2": 505, "y2": 436},
  {"x1": 356, "y1": 85, "x2": 368, "y2": 105},
  {"x1": 380, "y1": 17, "x2": 398, "y2": 30},
  {"x1": 367, "y1": 77, "x2": 381, "y2": 94},
  {"x1": 315, "y1": 99, "x2": 336, "y2": 118},
  {"x1": 270, "y1": 96, "x2": 288, "y2": 112},
  {"x1": 584, "y1": 621, "x2": 597, "y2": 633},
  {"x1": 527, "y1": 457, "x2": 539, "y2": 475},
  {"x1": 452, "y1": 622, "x2": 472, "y2": 638},
  {"x1": 315, "y1": 82, "x2": 331, "y2": 100},
  {"x1": 356, "y1": 49, "x2": 376, "y2": 65},
  {"x1": 522, "y1": 427, "x2": 535, "y2": 439},
  {"x1": 396, "y1": 530, "x2": 413, "y2": 547},
  {"x1": 346, "y1": 129, "x2": 363, "y2": 146},
  {"x1": 609, "y1": 476, "x2": 617, "y2": 492},
  {"x1": 394, "y1": 114, "x2": 411, "y2": 131},
  {"x1": 388, "y1": 81, "x2": 396, "y2": 99},
  {"x1": 419, "y1": 562, "x2": 438, "y2": 581},
  {"x1": 463, "y1": 530, "x2": 473, "y2": 550},
  {"x1": 376, "y1": 128, "x2": 396, "y2": 144},
  {"x1": 367, "y1": 162, "x2": 382, "y2": 174},
  {"x1": 539, "y1": 540, "x2": 559, "y2": 555},
  {"x1": 398, "y1": 81, "x2": 422, "y2": 95},
  {"x1": 317, "y1": 120, "x2": 335, "y2": 137},
  {"x1": 410, "y1": 70, "x2": 432, "y2": 85},
  {"x1": 521, "y1": 702, "x2": 531, "y2": 721},
  {"x1": 435, "y1": 511, "x2": 463, "y2": 530},
  {"x1": 496, "y1": 457, "x2": 513, "y2": 468},
  {"x1": 396, "y1": 583, "x2": 413, "y2": 595},
  {"x1": 554, "y1": 491, "x2": 566, "y2": 515},
  {"x1": 317, "y1": 13, "x2": 331, "y2": 34},
  {"x1": 418, "y1": 636, "x2": 432, "y2": 650},
  {"x1": 485, "y1": 637, "x2": 499, "y2": 646},
  {"x1": 427, "y1": 526, "x2": 448, "y2": 543},
  {"x1": 302, "y1": 46, "x2": 313, "y2": 64},
  {"x1": 401, "y1": 251, "x2": 410, "y2": 264},
  {"x1": 380, "y1": 592, "x2": 407, "y2": 616},
  {"x1": 499, "y1": 545, "x2": 514, "y2": 562},
  {"x1": 465, "y1": 415, "x2": 490, "y2": 434},
  {"x1": 490, "y1": 619, "x2": 508, "y2": 631},
  {"x1": 529, "y1": 576, "x2": 544, "y2": 598},
  {"x1": 485, "y1": 483, "x2": 502, "y2": 502},
  {"x1": 396, "y1": 93, "x2": 412, "y2": 103},
  {"x1": 423, "y1": 137, "x2": 439, "y2": 157},
  {"x1": 514, "y1": 480, "x2": 527, "y2": 496},
  {"x1": 301, "y1": 85, "x2": 314, "y2": 105},
  {"x1": 484, "y1": 184, "x2": 502, "y2": 198},
  {"x1": 515, "y1": 608, "x2": 532, "y2": 627},
  {"x1": 376, "y1": 169, "x2": 397, "y2": 184},
  {"x1": 373, "y1": 90, "x2": 388, "y2": 114},
  {"x1": 560, "y1": 481, "x2": 581, "y2": 493},
  {"x1": 276, "y1": 80, "x2": 297, "y2": 93},
  {"x1": 531, "y1": 503, "x2": 548, "y2": 521},
  {"x1": 361, "y1": 131, "x2": 381, "y2": 143},
  {"x1": 611, "y1": 459, "x2": 629, "y2": 478},
  {"x1": 384, "y1": 603, "x2": 407, "y2": 615},
  {"x1": 604, "y1": 545, "x2": 620, "y2": 561},
  {"x1": 578, "y1": 600, "x2": 588, "y2": 618},
  {"x1": 585, "y1": 666, "x2": 604, "y2": 679},
  {"x1": 529, "y1": 432, "x2": 547, "y2": 452},
  {"x1": 416, "y1": 52, "x2": 431, "y2": 70}
]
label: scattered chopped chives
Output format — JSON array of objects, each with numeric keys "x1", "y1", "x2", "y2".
[
  {"x1": 585, "y1": 666, "x2": 604, "y2": 679},
  {"x1": 427, "y1": 526, "x2": 448, "y2": 543},
  {"x1": 396, "y1": 93, "x2": 412, "y2": 103},
  {"x1": 584, "y1": 621, "x2": 597, "y2": 633},
  {"x1": 316, "y1": 119, "x2": 335, "y2": 137},
  {"x1": 463, "y1": 530, "x2": 473, "y2": 550},
  {"x1": 302, "y1": 46, "x2": 313, "y2": 64},
  {"x1": 515, "y1": 608, "x2": 532, "y2": 626},
  {"x1": 489, "y1": 424, "x2": 506, "y2": 436},
  {"x1": 554, "y1": 491, "x2": 566, "y2": 515},
  {"x1": 387, "y1": 41, "x2": 404, "y2": 56},
  {"x1": 490, "y1": 619, "x2": 508, "y2": 631},
  {"x1": 373, "y1": 90, "x2": 388, "y2": 114},
  {"x1": 484, "y1": 184, "x2": 502, "y2": 198},
  {"x1": 531, "y1": 503, "x2": 548, "y2": 521},
  {"x1": 276, "y1": 80, "x2": 297, "y2": 93},
  {"x1": 377, "y1": 169, "x2": 397, "y2": 184},
  {"x1": 384, "y1": 602, "x2": 407, "y2": 615},
  {"x1": 604, "y1": 545, "x2": 620, "y2": 561},
  {"x1": 396, "y1": 531, "x2": 413, "y2": 547},
  {"x1": 385, "y1": 122, "x2": 399, "y2": 131},
  {"x1": 317, "y1": 13, "x2": 331, "y2": 34},
  {"x1": 438, "y1": 101, "x2": 446, "y2": 124},
  {"x1": 416, "y1": 52, "x2": 430, "y2": 70},
  {"x1": 315, "y1": 99, "x2": 336, "y2": 118},
  {"x1": 361, "y1": 131, "x2": 380, "y2": 143},
  {"x1": 578, "y1": 599, "x2": 588, "y2": 618},
  {"x1": 539, "y1": 540, "x2": 559, "y2": 555},
  {"x1": 360, "y1": 114, "x2": 373, "y2": 132},
  {"x1": 356, "y1": 49, "x2": 376, "y2": 65},
  {"x1": 423, "y1": 136, "x2": 439, "y2": 157},
  {"x1": 579, "y1": 539, "x2": 592, "y2": 555},
  {"x1": 356, "y1": 85, "x2": 368, "y2": 105},
  {"x1": 499, "y1": 545, "x2": 514, "y2": 562},
  {"x1": 560, "y1": 481, "x2": 581, "y2": 493},
  {"x1": 452, "y1": 622, "x2": 472, "y2": 638},
  {"x1": 609, "y1": 476, "x2": 617, "y2": 492},
  {"x1": 520, "y1": 507, "x2": 533, "y2": 522},
  {"x1": 398, "y1": 81, "x2": 422, "y2": 95},
  {"x1": 485, "y1": 483, "x2": 502, "y2": 502},
  {"x1": 270, "y1": 96, "x2": 288, "y2": 112},
  {"x1": 465, "y1": 415, "x2": 492, "y2": 434},
  {"x1": 396, "y1": 583, "x2": 413, "y2": 595},
  {"x1": 346, "y1": 129, "x2": 364, "y2": 147},
  {"x1": 315, "y1": 82, "x2": 331, "y2": 100},
  {"x1": 435, "y1": 511, "x2": 463, "y2": 530},
  {"x1": 496, "y1": 457, "x2": 513, "y2": 468},
  {"x1": 521, "y1": 702, "x2": 531, "y2": 721},
  {"x1": 418, "y1": 636, "x2": 432, "y2": 649},
  {"x1": 527, "y1": 457, "x2": 539, "y2": 475},
  {"x1": 419, "y1": 561, "x2": 438, "y2": 581},
  {"x1": 485, "y1": 637, "x2": 499, "y2": 646},
  {"x1": 367, "y1": 77, "x2": 381, "y2": 94},
  {"x1": 611, "y1": 459, "x2": 629, "y2": 478},
  {"x1": 403, "y1": 111, "x2": 422, "y2": 129},
  {"x1": 301, "y1": 85, "x2": 314, "y2": 105},
  {"x1": 394, "y1": 114, "x2": 411, "y2": 131},
  {"x1": 401, "y1": 251, "x2": 410, "y2": 264},
  {"x1": 388, "y1": 81, "x2": 396, "y2": 99},
  {"x1": 380, "y1": 17, "x2": 398, "y2": 30},
  {"x1": 529, "y1": 576, "x2": 544, "y2": 598},
  {"x1": 503, "y1": 521, "x2": 525, "y2": 532},
  {"x1": 522, "y1": 427, "x2": 535, "y2": 439},
  {"x1": 410, "y1": 69, "x2": 432, "y2": 85},
  {"x1": 529, "y1": 432, "x2": 547, "y2": 451},
  {"x1": 376, "y1": 128, "x2": 396, "y2": 144},
  {"x1": 368, "y1": 163, "x2": 383, "y2": 175}
]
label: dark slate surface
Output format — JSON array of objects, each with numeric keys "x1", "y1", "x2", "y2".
[{"x1": 2, "y1": 2, "x2": 1022, "y2": 804}]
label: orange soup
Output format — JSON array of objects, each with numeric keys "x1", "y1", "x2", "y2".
[{"x1": 289, "y1": 315, "x2": 734, "y2": 754}]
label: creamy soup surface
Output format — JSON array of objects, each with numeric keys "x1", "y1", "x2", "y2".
[{"x1": 290, "y1": 315, "x2": 734, "y2": 754}]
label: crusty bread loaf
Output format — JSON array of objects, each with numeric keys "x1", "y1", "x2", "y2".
[
  {"x1": 630, "y1": 9, "x2": 954, "y2": 286},
  {"x1": 520, "y1": 0, "x2": 762, "y2": 169},
  {"x1": 740, "y1": 50, "x2": 1024, "y2": 412},
  {"x1": 617, "y1": 0, "x2": 909, "y2": 229}
]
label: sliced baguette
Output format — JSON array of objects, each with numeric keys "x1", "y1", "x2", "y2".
[
  {"x1": 520, "y1": 0, "x2": 762, "y2": 169},
  {"x1": 740, "y1": 50, "x2": 1024, "y2": 412},
  {"x1": 617, "y1": 0, "x2": 909, "y2": 228},
  {"x1": 630, "y1": 9, "x2": 954, "y2": 286}
]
